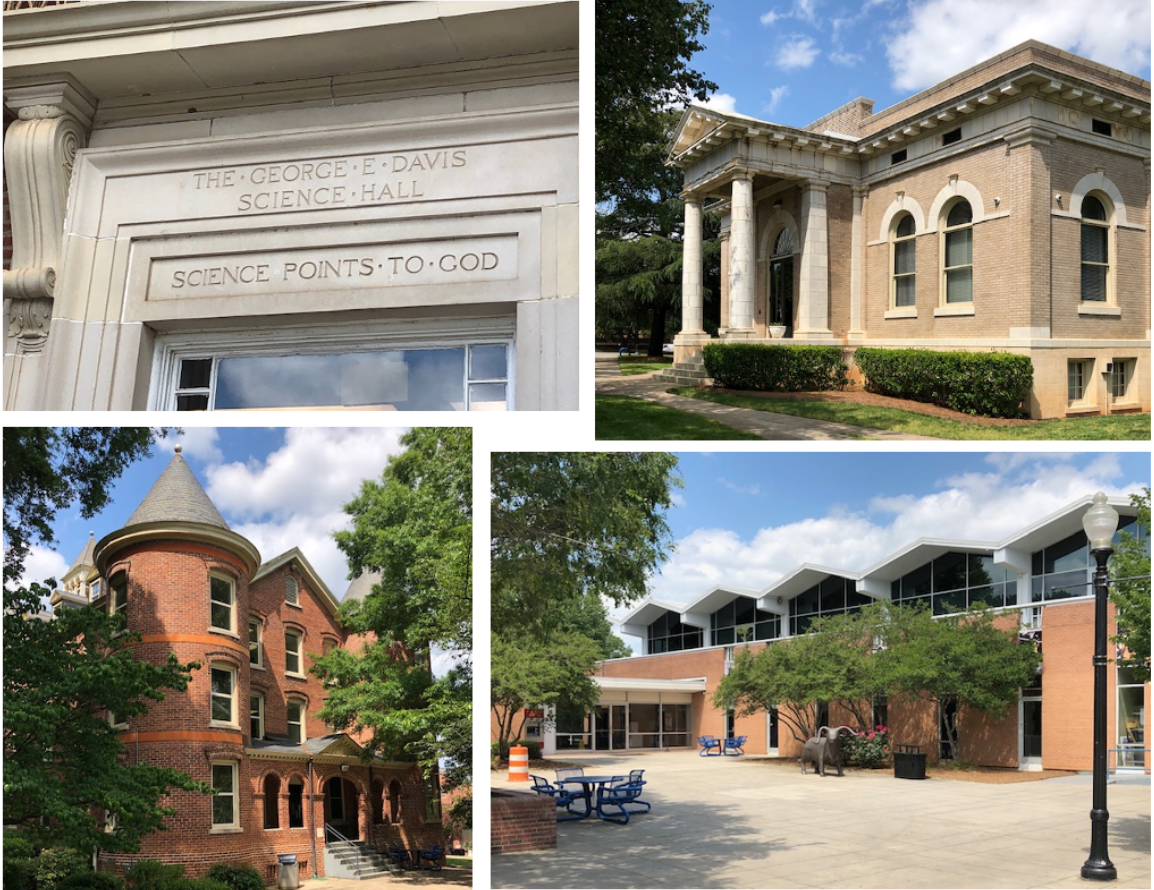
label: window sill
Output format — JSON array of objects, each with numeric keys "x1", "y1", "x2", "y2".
[
  {"x1": 209, "y1": 721, "x2": 241, "y2": 731},
  {"x1": 285, "y1": 602, "x2": 304, "y2": 610},
  {"x1": 1065, "y1": 404, "x2": 1100, "y2": 416},
  {"x1": 934, "y1": 304, "x2": 975, "y2": 317},
  {"x1": 285, "y1": 672, "x2": 308, "y2": 681},
  {"x1": 209, "y1": 826, "x2": 243, "y2": 835},
  {"x1": 884, "y1": 307, "x2": 917, "y2": 319},
  {"x1": 251, "y1": 663, "x2": 265, "y2": 672},
  {"x1": 209, "y1": 628, "x2": 241, "y2": 640},
  {"x1": 1078, "y1": 303, "x2": 1121, "y2": 317}
]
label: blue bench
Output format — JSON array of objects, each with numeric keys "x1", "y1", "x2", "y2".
[
  {"x1": 698, "y1": 735, "x2": 721, "y2": 756},
  {"x1": 596, "y1": 777, "x2": 651, "y2": 825}
]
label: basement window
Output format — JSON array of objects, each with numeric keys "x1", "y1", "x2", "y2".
[
  {"x1": 942, "y1": 128, "x2": 962, "y2": 146},
  {"x1": 890, "y1": 148, "x2": 907, "y2": 165},
  {"x1": 1091, "y1": 119, "x2": 1112, "y2": 137}
]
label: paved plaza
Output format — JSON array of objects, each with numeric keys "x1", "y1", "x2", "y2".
[{"x1": 492, "y1": 752, "x2": 1151, "y2": 889}]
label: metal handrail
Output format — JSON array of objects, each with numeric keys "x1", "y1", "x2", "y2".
[{"x1": 324, "y1": 822, "x2": 353, "y2": 844}]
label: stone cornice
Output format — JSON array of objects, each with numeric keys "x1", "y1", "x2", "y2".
[{"x1": 94, "y1": 521, "x2": 262, "y2": 577}]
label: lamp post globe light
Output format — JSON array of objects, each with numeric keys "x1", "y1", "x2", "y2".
[{"x1": 1080, "y1": 491, "x2": 1119, "y2": 882}]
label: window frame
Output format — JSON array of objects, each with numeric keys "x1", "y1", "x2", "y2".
[
  {"x1": 1110, "y1": 358, "x2": 1133, "y2": 401},
  {"x1": 210, "y1": 761, "x2": 240, "y2": 830},
  {"x1": 152, "y1": 321, "x2": 516, "y2": 412},
  {"x1": 1080, "y1": 193, "x2": 1113, "y2": 305},
  {"x1": 286, "y1": 697, "x2": 306, "y2": 745},
  {"x1": 209, "y1": 572, "x2": 236, "y2": 634},
  {"x1": 285, "y1": 628, "x2": 304, "y2": 677},
  {"x1": 285, "y1": 575, "x2": 300, "y2": 607},
  {"x1": 939, "y1": 198, "x2": 974, "y2": 305},
  {"x1": 249, "y1": 617, "x2": 263, "y2": 668},
  {"x1": 1068, "y1": 358, "x2": 1091, "y2": 405},
  {"x1": 209, "y1": 662, "x2": 239, "y2": 728},
  {"x1": 423, "y1": 769, "x2": 443, "y2": 823},
  {"x1": 890, "y1": 212, "x2": 917, "y2": 310},
  {"x1": 250, "y1": 691, "x2": 265, "y2": 740},
  {"x1": 109, "y1": 574, "x2": 128, "y2": 618}
]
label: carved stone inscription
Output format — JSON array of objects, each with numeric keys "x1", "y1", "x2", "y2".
[
  {"x1": 187, "y1": 149, "x2": 468, "y2": 215},
  {"x1": 146, "y1": 235, "x2": 516, "y2": 301}
]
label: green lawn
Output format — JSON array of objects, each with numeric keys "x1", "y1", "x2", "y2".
[
  {"x1": 446, "y1": 855, "x2": 472, "y2": 868},
  {"x1": 596, "y1": 395, "x2": 763, "y2": 440},
  {"x1": 672, "y1": 388, "x2": 1152, "y2": 440},
  {"x1": 618, "y1": 356, "x2": 674, "y2": 376}
]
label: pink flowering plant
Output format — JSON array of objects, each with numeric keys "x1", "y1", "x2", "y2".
[{"x1": 842, "y1": 725, "x2": 890, "y2": 768}]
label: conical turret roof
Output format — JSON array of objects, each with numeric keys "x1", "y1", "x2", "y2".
[
  {"x1": 68, "y1": 532, "x2": 97, "y2": 574},
  {"x1": 125, "y1": 445, "x2": 229, "y2": 530}
]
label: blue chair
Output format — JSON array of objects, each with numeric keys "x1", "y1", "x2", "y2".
[
  {"x1": 530, "y1": 774, "x2": 584, "y2": 820},
  {"x1": 698, "y1": 735, "x2": 721, "y2": 756},
  {"x1": 628, "y1": 769, "x2": 645, "y2": 782},
  {"x1": 387, "y1": 847, "x2": 413, "y2": 870},
  {"x1": 596, "y1": 777, "x2": 651, "y2": 825},
  {"x1": 417, "y1": 844, "x2": 443, "y2": 870},
  {"x1": 554, "y1": 767, "x2": 584, "y2": 782},
  {"x1": 723, "y1": 735, "x2": 748, "y2": 756}
]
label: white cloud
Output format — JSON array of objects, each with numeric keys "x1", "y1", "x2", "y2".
[
  {"x1": 775, "y1": 34, "x2": 820, "y2": 70},
  {"x1": 158, "y1": 428, "x2": 222, "y2": 464},
  {"x1": 640, "y1": 457, "x2": 1147, "y2": 614},
  {"x1": 984, "y1": 452, "x2": 1077, "y2": 472},
  {"x1": 763, "y1": 85, "x2": 790, "y2": 115},
  {"x1": 670, "y1": 492, "x2": 687, "y2": 508},
  {"x1": 760, "y1": 9, "x2": 782, "y2": 25},
  {"x1": 793, "y1": 0, "x2": 819, "y2": 24},
  {"x1": 702, "y1": 92, "x2": 739, "y2": 113},
  {"x1": 886, "y1": 0, "x2": 1151, "y2": 92},
  {"x1": 829, "y1": 49, "x2": 863, "y2": 66},
  {"x1": 720, "y1": 479, "x2": 761, "y2": 496},
  {"x1": 18, "y1": 544, "x2": 71, "y2": 590}
]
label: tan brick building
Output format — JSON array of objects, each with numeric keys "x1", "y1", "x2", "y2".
[
  {"x1": 527, "y1": 494, "x2": 1149, "y2": 773},
  {"x1": 52, "y1": 447, "x2": 443, "y2": 879},
  {"x1": 666, "y1": 41, "x2": 1150, "y2": 419}
]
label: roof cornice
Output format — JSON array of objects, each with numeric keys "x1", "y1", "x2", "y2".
[{"x1": 94, "y1": 521, "x2": 262, "y2": 577}]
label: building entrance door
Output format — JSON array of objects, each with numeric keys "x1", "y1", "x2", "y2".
[
  {"x1": 611, "y1": 705, "x2": 627, "y2": 750},
  {"x1": 769, "y1": 256, "x2": 794, "y2": 334},
  {"x1": 593, "y1": 706, "x2": 611, "y2": 751},
  {"x1": 325, "y1": 777, "x2": 359, "y2": 840},
  {"x1": 1022, "y1": 697, "x2": 1043, "y2": 769},
  {"x1": 768, "y1": 707, "x2": 779, "y2": 754}
]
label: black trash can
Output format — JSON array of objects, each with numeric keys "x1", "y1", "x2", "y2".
[
  {"x1": 277, "y1": 853, "x2": 299, "y2": 890},
  {"x1": 893, "y1": 744, "x2": 927, "y2": 780}
]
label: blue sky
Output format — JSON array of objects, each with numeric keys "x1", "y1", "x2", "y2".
[
  {"x1": 693, "y1": 0, "x2": 1151, "y2": 125},
  {"x1": 21, "y1": 428, "x2": 410, "y2": 600},
  {"x1": 613, "y1": 451, "x2": 1150, "y2": 647}
]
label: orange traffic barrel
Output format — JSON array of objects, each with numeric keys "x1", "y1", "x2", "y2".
[{"x1": 508, "y1": 745, "x2": 529, "y2": 781}]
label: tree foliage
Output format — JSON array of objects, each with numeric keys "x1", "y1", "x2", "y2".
[
  {"x1": 1111, "y1": 487, "x2": 1151, "y2": 681},
  {"x1": 3, "y1": 427, "x2": 206, "y2": 856},
  {"x1": 491, "y1": 452, "x2": 681, "y2": 633},
  {"x1": 596, "y1": 0, "x2": 716, "y2": 203},
  {"x1": 314, "y1": 428, "x2": 472, "y2": 797}
]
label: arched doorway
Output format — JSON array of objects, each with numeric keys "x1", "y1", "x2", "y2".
[
  {"x1": 769, "y1": 228, "x2": 795, "y2": 335},
  {"x1": 325, "y1": 776, "x2": 360, "y2": 840}
]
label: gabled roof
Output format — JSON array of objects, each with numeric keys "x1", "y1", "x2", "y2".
[
  {"x1": 760, "y1": 563, "x2": 858, "y2": 603},
  {"x1": 857, "y1": 538, "x2": 996, "y2": 584},
  {"x1": 252, "y1": 547, "x2": 342, "y2": 618},
  {"x1": 618, "y1": 599, "x2": 688, "y2": 627},
  {"x1": 125, "y1": 446, "x2": 228, "y2": 529}
]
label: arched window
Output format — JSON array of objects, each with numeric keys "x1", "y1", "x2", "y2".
[
  {"x1": 372, "y1": 779, "x2": 385, "y2": 824},
  {"x1": 388, "y1": 780, "x2": 402, "y2": 824},
  {"x1": 772, "y1": 227, "x2": 795, "y2": 257},
  {"x1": 941, "y1": 199, "x2": 973, "y2": 304},
  {"x1": 285, "y1": 575, "x2": 299, "y2": 606},
  {"x1": 1081, "y1": 194, "x2": 1110, "y2": 302},
  {"x1": 891, "y1": 213, "x2": 916, "y2": 308},
  {"x1": 263, "y1": 774, "x2": 280, "y2": 829}
]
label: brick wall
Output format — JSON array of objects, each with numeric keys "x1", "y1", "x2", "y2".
[{"x1": 491, "y1": 790, "x2": 556, "y2": 854}]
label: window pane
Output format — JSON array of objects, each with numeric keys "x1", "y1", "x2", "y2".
[
  {"x1": 177, "y1": 394, "x2": 209, "y2": 411},
  {"x1": 212, "y1": 795, "x2": 233, "y2": 825},
  {"x1": 894, "y1": 240, "x2": 915, "y2": 275},
  {"x1": 211, "y1": 602, "x2": 231, "y2": 629},
  {"x1": 1082, "y1": 195, "x2": 1107, "y2": 221},
  {"x1": 896, "y1": 214, "x2": 915, "y2": 238},
  {"x1": 946, "y1": 267, "x2": 973, "y2": 303},
  {"x1": 213, "y1": 764, "x2": 233, "y2": 794},
  {"x1": 933, "y1": 553, "x2": 967, "y2": 592},
  {"x1": 212, "y1": 696, "x2": 231, "y2": 722},
  {"x1": 1046, "y1": 532, "x2": 1088, "y2": 574},
  {"x1": 1081, "y1": 264, "x2": 1107, "y2": 302},
  {"x1": 945, "y1": 228, "x2": 972, "y2": 268},
  {"x1": 211, "y1": 576, "x2": 232, "y2": 604},
  {"x1": 1081, "y1": 225, "x2": 1108, "y2": 264},
  {"x1": 469, "y1": 383, "x2": 507, "y2": 411},
  {"x1": 946, "y1": 201, "x2": 972, "y2": 227},
  {"x1": 469, "y1": 345, "x2": 506, "y2": 380},
  {"x1": 179, "y1": 359, "x2": 212, "y2": 390},
  {"x1": 211, "y1": 668, "x2": 232, "y2": 696},
  {"x1": 214, "y1": 348, "x2": 469, "y2": 410},
  {"x1": 774, "y1": 228, "x2": 795, "y2": 255}
]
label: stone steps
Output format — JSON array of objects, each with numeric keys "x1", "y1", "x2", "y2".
[
  {"x1": 324, "y1": 840, "x2": 395, "y2": 880},
  {"x1": 655, "y1": 357, "x2": 713, "y2": 387}
]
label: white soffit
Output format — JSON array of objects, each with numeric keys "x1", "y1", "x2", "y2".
[{"x1": 594, "y1": 677, "x2": 708, "y2": 693}]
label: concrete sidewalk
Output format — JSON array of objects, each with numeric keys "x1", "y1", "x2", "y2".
[
  {"x1": 595, "y1": 353, "x2": 939, "y2": 441},
  {"x1": 492, "y1": 751, "x2": 1151, "y2": 889}
]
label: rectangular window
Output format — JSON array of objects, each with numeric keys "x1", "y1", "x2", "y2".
[
  {"x1": 111, "y1": 576, "x2": 128, "y2": 616},
  {"x1": 172, "y1": 342, "x2": 511, "y2": 411},
  {"x1": 890, "y1": 148, "x2": 907, "y2": 165},
  {"x1": 211, "y1": 665, "x2": 236, "y2": 725},
  {"x1": 287, "y1": 700, "x2": 304, "y2": 744},
  {"x1": 942, "y1": 127, "x2": 962, "y2": 146},
  {"x1": 1092, "y1": 119, "x2": 1113, "y2": 137},
  {"x1": 424, "y1": 770, "x2": 443, "y2": 821},
  {"x1": 1110, "y1": 360, "x2": 1131, "y2": 400},
  {"x1": 1068, "y1": 359, "x2": 1088, "y2": 403},
  {"x1": 210, "y1": 575, "x2": 234, "y2": 632},
  {"x1": 211, "y1": 762, "x2": 238, "y2": 828},
  {"x1": 249, "y1": 619, "x2": 262, "y2": 666},
  {"x1": 285, "y1": 630, "x2": 302, "y2": 675},
  {"x1": 250, "y1": 693, "x2": 264, "y2": 739},
  {"x1": 330, "y1": 779, "x2": 345, "y2": 821}
]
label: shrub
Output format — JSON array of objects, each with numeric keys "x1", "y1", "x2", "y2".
[
  {"x1": 842, "y1": 726, "x2": 890, "y2": 768},
  {"x1": 204, "y1": 864, "x2": 264, "y2": 890},
  {"x1": 854, "y1": 348, "x2": 1033, "y2": 418},
  {"x1": 3, "y1": 832, "x2": 36, "y2": 862},
  {"x1": 36, "y1": 849, "x2": 90, "y2": 890},
  {"x1": 702, "y1": 343, "x2": 848, "y2": 392},
  {"x1": 58, "y1": 871, "x2": 126, "y2": 890},
  {"x1": 180, "y1": 879, "x2": 231, "y2": 890},
  {"x1": 124, "y1": 860, "x2": 187, "y2": 890},
  {"x1": 4, "y1": 857, "x2": 36, "y2": 890}
]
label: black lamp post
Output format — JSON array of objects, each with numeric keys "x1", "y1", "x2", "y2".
[{"x1": 1080, "y1": 491, "x2": 1119, "y2": 882}]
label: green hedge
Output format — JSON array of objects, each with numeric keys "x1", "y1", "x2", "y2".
[
  {"x1": 702, "y1": 343, "x2": 848, "y2": 392},
  {"x1": 854, "y1": 348, "x2": 1033, "y2": 418}
]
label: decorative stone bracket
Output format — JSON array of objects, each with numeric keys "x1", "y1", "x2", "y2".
[{"x1": 3, "y1": 77, "x2": 94, "y2": 351}]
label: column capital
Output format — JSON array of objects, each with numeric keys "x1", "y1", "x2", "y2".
[
  {"x1": 680, "y1": 191, "x2": 704, "y2": 206},
  {"x1": 852, "y1": 184, "x2": 869, "y2": 199},
  {"x1": 730, "y1": 168, "x2": 754, "y2": 183},
  {"x1": 4, "y1": 76, "x2": 97, "y2": 129},
  {"x1": 803, "y1": 179, "x2": 830, "y2": 194}
]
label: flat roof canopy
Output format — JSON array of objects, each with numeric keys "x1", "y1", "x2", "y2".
[{"x1": 595, "y1": 676, "x2": 707, "y2": 694}]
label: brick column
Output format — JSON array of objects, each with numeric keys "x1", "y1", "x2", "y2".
[
  {"x1": 797, "y1": 180, "x2": 833, "y2": 338},
  {"x1": 727, "y1": 171, "x2": 756, "y2": 333}
]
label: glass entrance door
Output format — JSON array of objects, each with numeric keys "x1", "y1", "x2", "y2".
[
  {"x1": 769, "y1": 257, "x2": 793, "y2": 334},
  {"x1": 1022, "y1": 697, "x2": 1042, "y2": 766},
  {"x1": 611, "y1": 705, "x2": 627, "y2": 750},
  {"x1": 768, "y1": 707, "x2": 779, "y2": 753},
  {"x1": 593, "y1": 706, "x2": 610, "y2": 751}
]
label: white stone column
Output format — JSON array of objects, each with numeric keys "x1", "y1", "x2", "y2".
[
  {"x1": 680, "y1": 196, "x2": 704, "y2": 333},
  {"x1": 797, "y1": 180, "x2": 833, "y2": 338},
  {"x1": 849, "y1": 185, "x2": 867, "y2": 339},
  {"x1": 727, "y1": 171, "x2": 756, "y2": 334}
]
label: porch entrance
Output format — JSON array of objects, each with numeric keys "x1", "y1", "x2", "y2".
[
  {"x1": 769, "y1": 228, "x2": 794, "y2": 335},
  {"x1": 325, "y1": 776, "x2": 360, "y2": 840}
]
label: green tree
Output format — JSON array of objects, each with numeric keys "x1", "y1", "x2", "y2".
[
  {"x1": 3, "y1": 427, "x2": 206, "y2": 857},
  {"x1": 490, "y1": 452, "x2": 681, "y2": 633},
  {"x1": 714, "y1": 605, "x2": 885, "y2": 743},
  {"x1": 1111, "y1": 487, "x2": 1151, "y2": 681},
  {"x1": 878, "y1": 603, "x2": 1041, "y2": 761},
  {"x1": 314, "y1": 428, "x2": 472, "y2": 797},
  {"x1": 596, "y1": 0, "x2": 716, "y2": 204}
]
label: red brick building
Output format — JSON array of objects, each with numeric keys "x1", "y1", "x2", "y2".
[
  {"x1": 54, "y1": 447, "x2": 443, "y2": 879},
  {"x1": 531, "y1": 495, "x2": 1149, "y2": 773}
]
